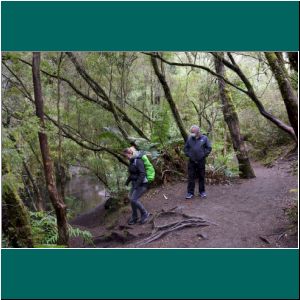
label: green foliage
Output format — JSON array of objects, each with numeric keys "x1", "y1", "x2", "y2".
[
  {"x1": 1, "y1": 137, "x2": 24, "y2": 196},
  {"x1": 207, "y1": 141, "x2": 239, "y2": 178},
  {"x1": 30, "y1": 211, "x2": 93, "y2": 246},
  {"x1": 151, "y1": 104, "x2": 172, "y2": 144},
  {"x1": 2, "y1": 236, "x2": 9, "y2": 248},
  {"x1": 209, "y1": 155, "x2": 239, "y2": 178},
  {"x1": 98, "y1": 127, "x2": 129, "y2": 149},
  {"x1": 285, "y1": 189, "x2": 298, "y2": 225},
  {"x1": 34, "y1": 244, "x2": 67, "y2": 248},
  {"x1": 2, "y1": 170, "x2": 23, "y2": 196},
  {"x1": 290, "y1": 160, "x2": 298, "y2": 176},
  {"x1": 259, "y1": 147, "x2": 284, "y2": 167}
]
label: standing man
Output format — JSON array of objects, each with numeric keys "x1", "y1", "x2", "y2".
[{"x1": 184, "y1": 125, "x2": 212, "y2": 199}]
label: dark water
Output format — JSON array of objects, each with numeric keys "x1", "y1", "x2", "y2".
[{"x1": 65, "y1": 169, "x2": 108, "y2": 216}]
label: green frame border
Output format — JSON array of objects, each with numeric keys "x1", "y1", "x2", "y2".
[
  {"x1": 1, "y1": 1, "x2": 299, "y2": 51},
  {"x1": 1, "y1": 249, "x2": 299, "y2": 299},
  {"x1": 1, "y1": 1, "x2": 299, "y2": 299}
]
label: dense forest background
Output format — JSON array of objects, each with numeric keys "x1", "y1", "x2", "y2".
[{"x1": 1, "y1": 51, "x2": 298, "y2": 247}]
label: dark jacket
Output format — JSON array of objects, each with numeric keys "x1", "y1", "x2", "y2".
[
  {"x1": 184, "y1": 134, "x2": 212, "y2": 162},
  {"x1": 125, "y1": 154, "x2": 146, "y2": 188}
]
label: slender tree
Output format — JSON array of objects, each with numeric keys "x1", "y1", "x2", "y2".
[
  {"x1": 215, "y1": 52, "x2": 297, "y2": 141},
  {"x1": 18, "y1": 57, "x2": 150, "y2": 141},
  {"x1": 23, "y1": 160, "x2": 44, "y2": 211},
  {"x1": 214, "y1": 53, "x2": 255, "y2": 178},
  {"x1": 66, "y1": 52, "x2": 140, "y2": 145},
  {"x1": 6, "y1": 132, "x2": 45, "y2": 211},
  {"x1": 265, "y1": 52, "x2": 298, "y2": 139},
  {"x1": 56, "y1": 52, "x2": 66, "y2": 199},
  {"x1": 287, "y1": 52, "x2": 298, "y2": 73},
  {"x1": 145, "y1": 52, "x2": 296, "y2": 141},
  {"x1": 150, "y1": 54, "x2": 188, "y2": 141},
  {"x1": 32, "y1": 52, "x2": 69, "y2": 245}
]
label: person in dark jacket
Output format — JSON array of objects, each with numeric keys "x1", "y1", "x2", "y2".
[
  {"x1": 184, "y1": 125, "x2": 212, "y2": 199},
  {"x1": 123, "y1": 147, "x2": 150, "y2": 225}
]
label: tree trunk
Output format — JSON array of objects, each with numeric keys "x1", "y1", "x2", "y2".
[
  {"x1": 107, "y1": 62, "x2": 132, "y2": 144},
  {"x1": 8, "y1": 133, "x2": 44, "y2": 211},
  {"x1": 32, "y1": 52, "x2": 69, "y2": 246},
  {"x1": 23, "y1": 161, "x2": 44, "y2": 211},
  {"x1": 287, "y1": 52, "x2": 298, "y2": 73},
  {"x1": 265, "y1": 52, "x2": 298, "y2": 139},
  {"x1": 2, "y1": 161, "x2": 34, "y2": 248},
  {"x1": 145, "y1": 52, "x2": 297, "y2": 141},
  {"x1": 223, "y1": 125, "x2": 227, "y2": 156},
  {"x1": 219, "y1": 52, "x2": 297, "y2": 141},
  {"x1": 150, "y1": 54, "x2": 188, "y2": 142},
  {"x1": 66, "y1": 52, "x2": 148, "y2": 143},
  {"x1": 56, "y1": 52, "x2": 65, "y2": 199},
  {"x1": 19, "y1": 56, "x2": 149, "y2": 141},
  {"x1": 214, "y1": 54, "x2": 255, "y2": 179}
]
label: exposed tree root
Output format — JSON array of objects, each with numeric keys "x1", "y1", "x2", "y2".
[
  {"x1": 90, "y1": 206, "x2": 217, "y2": 247},
  {"x1": 136, "y1": 207, "x2": 217, "y2": 246},
  {"x1": 93, "y1": 230, "x2": 139, "y2": 244}
]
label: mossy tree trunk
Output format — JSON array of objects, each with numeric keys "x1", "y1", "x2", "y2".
[
  {"x1": 265, "y1": 52, "x2": 298, "y2": 139},
  {"x1": 2, "y1": 162, "x2": 34, "y2": 248},
  {"x1": 213, "y1": 53, "x2": 296, "y2": 141},
  {"x1": 214, "y1": 53, "x2": 255, "y2": 179},
  {"x1": 32, "y1": 52, "x2": 69, "y2": 246},
  {"x1": 7, "y1": 133, "x2": 45, "y2": 211}
]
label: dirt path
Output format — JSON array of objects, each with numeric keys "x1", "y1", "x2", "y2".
[{"x1": 70, "y1": 160, "x2": 298, "y2": 248}]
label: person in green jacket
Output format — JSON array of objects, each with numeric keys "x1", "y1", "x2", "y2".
[{"x1": 123, "y1": 147, "x2": 153, "y2": 225}]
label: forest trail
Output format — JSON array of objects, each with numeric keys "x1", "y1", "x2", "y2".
[{"x1": 70, "y1": 159, "x2": 298, "y2": 248}]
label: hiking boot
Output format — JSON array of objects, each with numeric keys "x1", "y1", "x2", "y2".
[
  {"x1": 185, "y1": 193, "x2": 194, "y2": 199},
  {"x1": 140, "y1": 212, "x2": 150, "y2": 224},
  {"x1": 199, "y1": 192, "x2": 207, "y2": 198},
  {"x1": 128, "y1": 217, "x2": 138, "y2": 225}
]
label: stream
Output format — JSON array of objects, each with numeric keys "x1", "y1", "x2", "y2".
[{"x1": 64, "y1": 166, "x2": 108, "y2": 217}]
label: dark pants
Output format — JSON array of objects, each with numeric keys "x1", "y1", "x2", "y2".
[
  {"x1": 129, "y1": 183, "x2": 148, "y2": 220},
  {"x1": 187, "y1": 159, "x2": 206, "y2": 195}
]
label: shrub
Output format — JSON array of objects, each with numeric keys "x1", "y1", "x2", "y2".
[{"x1": 30, "y1": 211, "x2": 93, "y2": 246}]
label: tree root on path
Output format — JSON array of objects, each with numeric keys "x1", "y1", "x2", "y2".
[
  {"x1": 91, "y1": 207, "x2": 217, "y2": 247},
  {"x1": 93, "y1": 230, "x2": 142, "y2": 244},
  {"x1": 136, "y1": 207, "x2": 217, "y2": 246}
]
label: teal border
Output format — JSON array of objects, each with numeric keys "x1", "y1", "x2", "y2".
[
  {"x1": 1, "y1": 1, "x2": 299, "y2": 51},
  {"x1": 1, "y1": 249, "x2": 299, "y2": 299},
  {"x1": 1, "y1": 1, "x2": 299, "y2": 299}
]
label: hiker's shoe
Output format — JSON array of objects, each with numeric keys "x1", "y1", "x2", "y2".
[
  {"x1": 140, "y1": 212, "x2": 150, "y2": 224},
  {"x1": 185, "y1": 193, "x2": 194, "y2": 199},
  {"x1": 128, "y1": 217, "x2": 138, "y2": 225},
  {"x1": 199, "y1": 192, "x2": 207, "y2": 198}
]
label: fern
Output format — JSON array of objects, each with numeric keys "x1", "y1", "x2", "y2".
[{"x1": 30, "y1": 211, "x2": 93, "y2": 246}]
